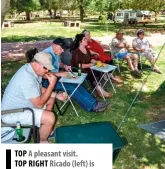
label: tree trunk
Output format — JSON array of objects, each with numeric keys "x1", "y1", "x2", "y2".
[
  {"x1": 68, "y1": 9, "x2": 71, "y2": 20},
  {"x1": 54, "y1": 10, "x2": 57, "y2": 18},
  {"x1": 1, "y1": 0, "x2": 10, "y2": 26},
  {"x1": 26, "y1": 11, "x2": 31, "y2": 21},
  {"x1": 1, "y1": 15, "x2": 5, "y2": 26},
  {"x1": 79, "y1": 0, "x2": 84, "y2": 22},
  {"x1": 113, "y1": 10, "x2": 116, "y2": 24},
  {"x1": 48, "y1": 9, "x2": 52, "y2": 18},
  {"x1": 155, "y1": 12, "x2": 158, "y2": 22}
]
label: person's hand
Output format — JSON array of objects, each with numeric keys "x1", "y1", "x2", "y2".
[
  {"x1": 64, "y1": 65, "x2": 72, "y2": 71},
  {"x1": 89, "y1": 63, "x2": 94, "y2": 67},
  {"x1": 124, "y1": 43, "x2": 129, "y2": 48},
  {"x1": 45, "y1": 73, "x2": 57, "y2": 87},
  {"x1": 149, "y1": 44, "x2": 153, "y2": 49},
  {"x1": 141, "y1": 49, "x2": 145, "y2": 52},
  {"x1": 91, "y1": 59, "x2": 97, "y2": 64},
  {"x1": 94, "y1": 53, "x2": 100, "y2": 57},
  {"x1": 60, "y1": 72, "x2": 70, "y2": 77}
]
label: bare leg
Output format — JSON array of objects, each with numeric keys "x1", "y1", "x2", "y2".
[
  {"x1": 96, "y1": 85, "x2": 112, "y2": 98},
  {"x1": 46, "y1": 97, "x2": 55, "y2": 111},
  {"x1": 124, "y1": 55, "x2": 134, "y2": 71},
  {"x1": 39, "y1": 110, "x2": 55, "y2": 143},
  {"x1": 130, "y1": 54, "x2": 138, "y2": 70},
  {"x1": 150, "y1": 57, "x2": 158, "y2": 69}
]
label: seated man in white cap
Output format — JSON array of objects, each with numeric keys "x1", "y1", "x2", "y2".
[
  {"x1": 132, "y1": 29, "x2": 161, "y2": 73},
  {"x1": 1, "y1": 52, "x2": 58, "y2": 143}
]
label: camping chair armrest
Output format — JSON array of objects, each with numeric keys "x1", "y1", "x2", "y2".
[
  {"x1": 2, "y1": 108, "x2": 24, "y2": 115},
  {"x1": 1, "y1": 107, "x2": 37, "y2": 142},
  {"x1": 1, "y1": 107, "x2": 35, "y2": 128}
]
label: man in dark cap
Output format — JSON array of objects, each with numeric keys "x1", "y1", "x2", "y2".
[
  {"x1": 42, "y1": 38, "x2": 110, "y2": 113},
  {"x1": 43, "y1": 38, "x2": 71, "y2": 74}
]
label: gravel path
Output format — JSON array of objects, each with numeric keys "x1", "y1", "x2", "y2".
[{"x1": 1, "y1": 34, "x2": 165, "y2": 62}]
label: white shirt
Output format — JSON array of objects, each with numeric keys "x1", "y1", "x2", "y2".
[{"x1": 132, "y1": 37, "x2": 150, "y2": 50}]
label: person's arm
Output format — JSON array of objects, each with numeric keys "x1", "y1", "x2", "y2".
[
  {"x1": 117, "y1": 39, "x2": 129, "y2": 48},
  {"x1": 52, "y1": 72, "x2": 69, "y2": 77},
  {"x1": 42, "y1": 70, "x2": 69, "y2": 78},
  {"x1": 132, "y1": 40, "x2": 144, "y2": 52},
  {"x1": 30, "y1": 73, "x2": 57, "y2": 108},
  {"x1": 112, "y1": 38, "x2": 124, "y2": 49},
  {"x1": 41, "y1": 87, "x2": 56, "y2": 98},
  {"x1": 147, "y1": 40, "x2": 153, "y2": 48},
  {"x1": 82, "y1": 63, "x2": 94, "y2": 68},
  {"x1": 116, "y1": 42, "x2": 125, "y2": 48},
  {"x1": 60, "y1": 62, "x2": 71, "y2": 71},
  {"x1": 90, "y1": 50, "x2": 99, "y2": 56}
]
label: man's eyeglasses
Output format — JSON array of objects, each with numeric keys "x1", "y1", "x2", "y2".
[
  {"x1": 42, "y1": 65, "x2": 50, "y2": 72},
  {"x1": 33, "y1": 59, "x2": 50, "y2": 72}
]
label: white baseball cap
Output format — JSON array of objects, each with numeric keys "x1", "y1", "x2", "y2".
[{"x1": 34, "y1": 52, "x2": 55, "y2": 70}]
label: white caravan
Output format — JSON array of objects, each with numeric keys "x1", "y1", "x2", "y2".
[{"x1": 115, "y1": 10, "x2": 152, "y2": 24}]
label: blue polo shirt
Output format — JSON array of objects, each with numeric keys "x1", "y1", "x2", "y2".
[{"x1": 43, "y1": 46, "x2": 61, "y2": 72}]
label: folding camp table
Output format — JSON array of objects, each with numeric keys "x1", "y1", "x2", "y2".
[
  {"x1": 57, "y1": 73, "x2": 87, "y2": 117},
  {"x1": 90, "y1": 64, "x2": 117, "y2": 100}
]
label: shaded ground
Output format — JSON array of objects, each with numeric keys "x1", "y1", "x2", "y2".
[
  {"x1": 1, "y1": 34, "x2": 165, "y2": 62},
  {"x1": 1, "y1": 40, "x2": 52, "y2": 62}
]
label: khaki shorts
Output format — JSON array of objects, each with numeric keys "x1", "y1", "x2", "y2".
[
  {"x1": 140, "y1": 50, "x2": 158, "y2": 61},
  {"x1": 1, "y1": 108, "x2": 44, "y2": 127}
]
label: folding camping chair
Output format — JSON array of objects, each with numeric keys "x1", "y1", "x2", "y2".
[
  {"x1": 61, "y1": 38, "x2": 74, "y2": 66},
  {"x1": 109, "y1": 43, "x2": 124, "y2": 73},
  {"x1": 1, "y1": 107, "x2": 40, "y2": 143}
]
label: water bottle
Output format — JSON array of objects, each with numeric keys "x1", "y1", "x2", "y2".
[
  {"x1": 16, "y1": 121, "x2": 24, "y2": 142},
  {"x1": 78, "y1": 64, "x2": 81, "y2": 76}
]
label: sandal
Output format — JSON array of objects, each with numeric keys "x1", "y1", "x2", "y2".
[
  {"x1": 153, "y1": 68, "x2": 162, "y2": 74},
  {"x1": 55, "y1": 92, "x2": 68, "y2": 101}
]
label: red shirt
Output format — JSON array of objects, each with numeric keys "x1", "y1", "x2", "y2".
[{"x1": 86, "y1": 39, "x2": 112, "y2": 62}]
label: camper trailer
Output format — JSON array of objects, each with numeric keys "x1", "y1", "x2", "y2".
[{"x1": 115, "y1": 10, "x2": 152, "y2": 24}]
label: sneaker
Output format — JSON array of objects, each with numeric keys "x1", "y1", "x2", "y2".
[
  {"x1": 131, "y1": 70, "x2": 142, "y2": 78},
  {"x1": 92, "y1": 101, "x2": 110, "y2": 112}
]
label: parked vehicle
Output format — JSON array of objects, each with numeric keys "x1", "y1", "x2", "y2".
[{"x1": 114, "y1": 10, "x2": 152, "y2": 24}]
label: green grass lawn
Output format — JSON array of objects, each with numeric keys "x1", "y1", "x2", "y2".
[
  {"x1": 1, "y1": 46, "x2": 165, "y2": 169},
  {"x1": 1, "y1": 20, "x2": 165, "y2": 42}
]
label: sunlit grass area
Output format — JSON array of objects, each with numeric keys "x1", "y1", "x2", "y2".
[
  {"x1": 1, "y1": 20, "x2": 165, "y2": 42},
  {"x1": 1, "y1": 46, "x2": 165, "y2": 168}
]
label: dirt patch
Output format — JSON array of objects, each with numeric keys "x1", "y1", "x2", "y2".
[
  {"x1": 1, "y1": 40, "x2": 52, "y2": 62},
  {"x1": 1, "y1": 34, "x2": 165, "y2": 62}
]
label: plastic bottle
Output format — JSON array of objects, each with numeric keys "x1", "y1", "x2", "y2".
[
  {"x1": 16, "y1": 121, "x2": 24, "y2": 142},
  {"x1": 78, "y1": 63, "x2": 81, "y2": 76}
]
